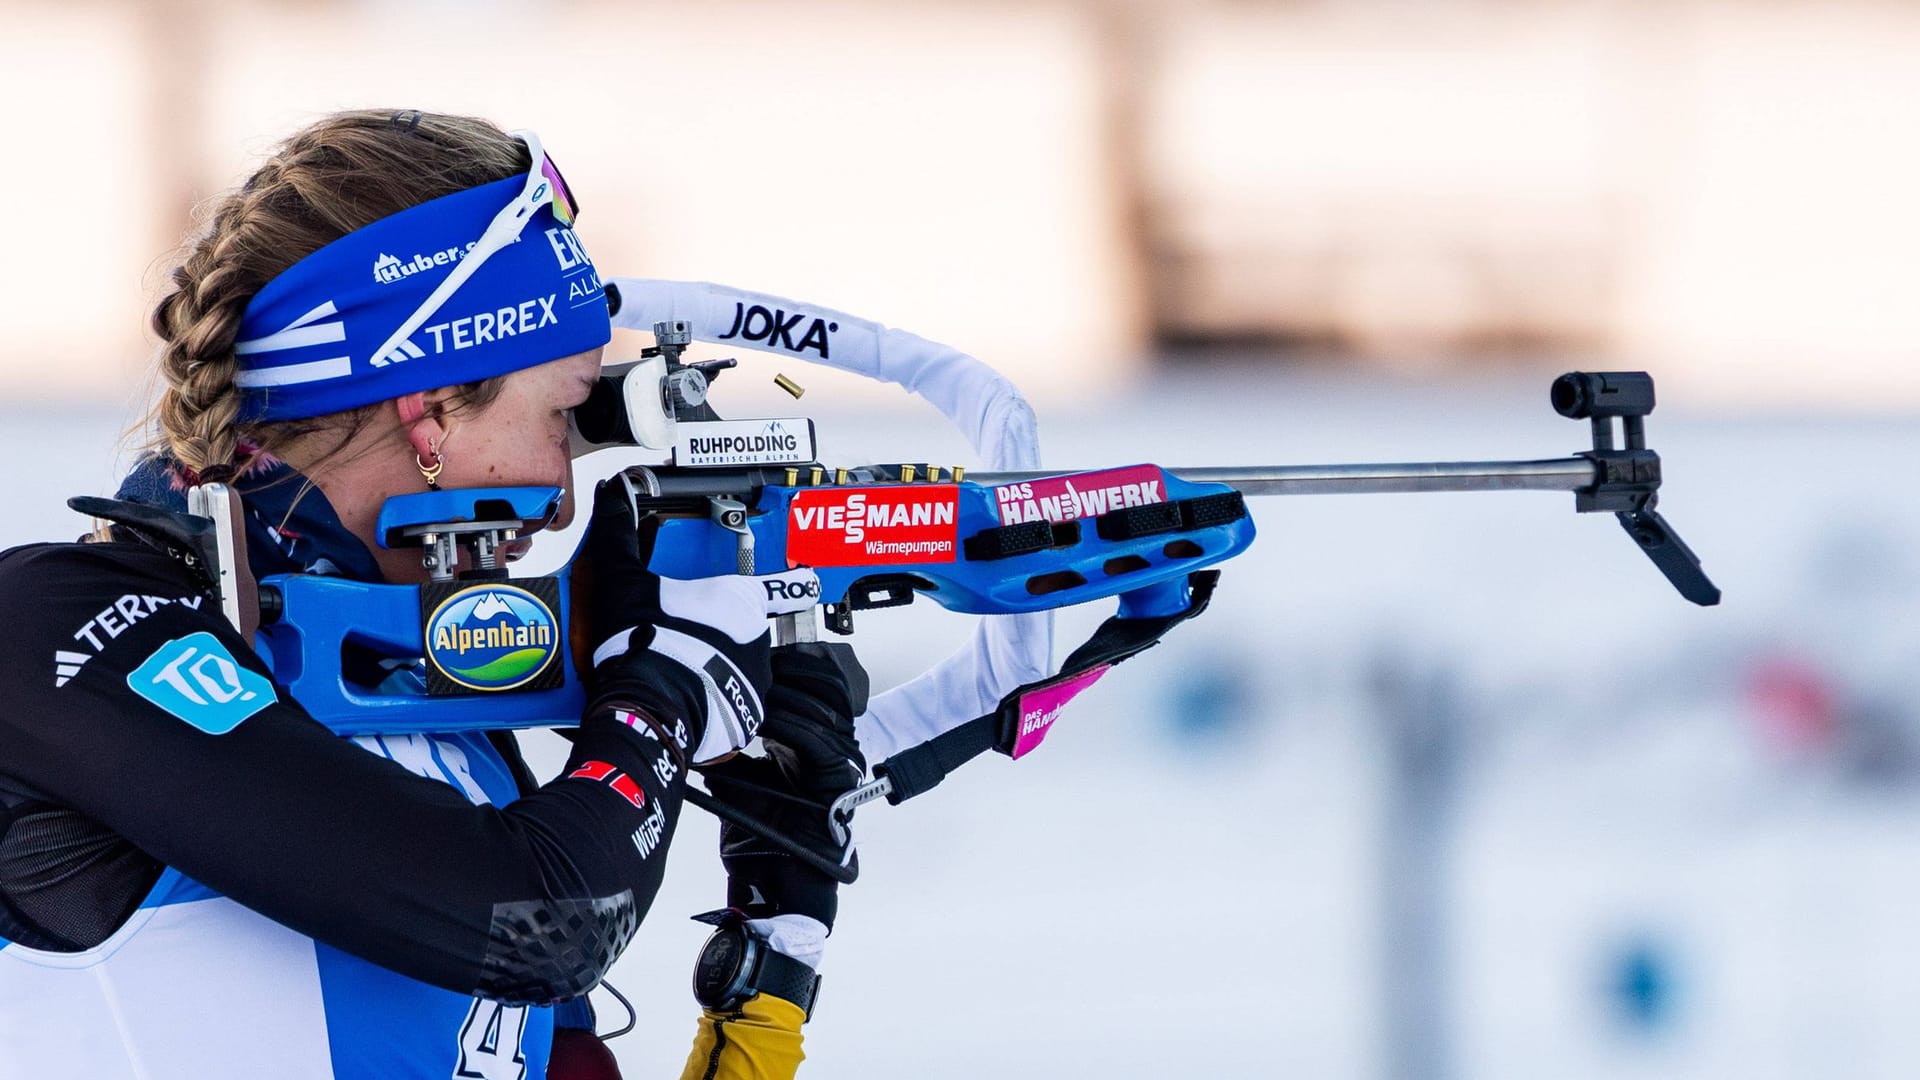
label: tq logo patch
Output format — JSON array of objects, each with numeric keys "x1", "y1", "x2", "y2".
[{"x1": 128, "y1": 632, "x2": 276, "y2": 734}]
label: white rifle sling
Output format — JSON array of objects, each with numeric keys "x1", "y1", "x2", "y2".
[{"x1": 607, "y1": 278, "x2": 1054, "y2": 764}]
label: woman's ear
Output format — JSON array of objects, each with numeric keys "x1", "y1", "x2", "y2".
[{"x1": 394, "y1": 392, "x2": 448, "y2": 461}]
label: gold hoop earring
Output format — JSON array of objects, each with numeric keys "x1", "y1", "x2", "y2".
[{"x1": 417, "y1": 442, "x2": 444, "y2": 490}]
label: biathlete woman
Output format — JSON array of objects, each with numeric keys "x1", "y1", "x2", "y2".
[{"x1": 0, "y1": 110, "x2": 858, "y2": 1079}]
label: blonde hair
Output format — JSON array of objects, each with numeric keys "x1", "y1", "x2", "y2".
[{"x1": 146, "y1": 109, "x2": 526, "y2": 481}]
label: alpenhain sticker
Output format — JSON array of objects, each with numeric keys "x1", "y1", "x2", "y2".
[{"x1": 787, "y1": 486, "x2": 960, "y2": 567}]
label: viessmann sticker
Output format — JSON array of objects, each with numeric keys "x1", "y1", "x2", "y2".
[
  {"x1": 787, "y1": 486, "x2": 960, "y2": 567},
  {"x1": 991, "y1": 465, "x2": 1169, "y2": 525}
]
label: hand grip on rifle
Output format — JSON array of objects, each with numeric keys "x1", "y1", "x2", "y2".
[
  {"x1": 707, "y1": 642, "x2": 870, "y2": 909},
  {"x1": 578, "y1": 474, "x2": 781, "y2": 765}
]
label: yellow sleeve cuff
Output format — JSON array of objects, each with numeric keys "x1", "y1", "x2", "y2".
[{"x1": 677, "y1": 993, "x2": 807, "y2": 1080}]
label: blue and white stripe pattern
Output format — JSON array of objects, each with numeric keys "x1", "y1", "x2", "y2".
[{"x1": 233, "y1": 302, "x2": 352, "y2": 388}]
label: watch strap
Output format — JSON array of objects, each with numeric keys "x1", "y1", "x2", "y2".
[{"x1": 753, "y1": 946, "x2": 821, "y2": 1020}]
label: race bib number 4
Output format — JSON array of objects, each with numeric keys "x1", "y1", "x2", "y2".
[{"x1": 787, "y1": 486, "x2": 959, "y2": 567}]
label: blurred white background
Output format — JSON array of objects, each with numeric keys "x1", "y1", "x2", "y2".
[{"x1": 3, "y1": 1, "x2": 1916, "y2": 1077}]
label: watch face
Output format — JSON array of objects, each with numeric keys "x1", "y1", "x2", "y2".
[{"x1": 694, "y1": 927, "x2": 748, "y2": 1005}]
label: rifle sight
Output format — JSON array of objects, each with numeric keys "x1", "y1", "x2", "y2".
[{"x1": 1551, "y1": 371, "x2": 1655, "y2": 420}]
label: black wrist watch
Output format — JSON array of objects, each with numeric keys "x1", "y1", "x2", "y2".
[{"x1": 692, "y1": 914, "x2": 821, "y2": 1020}]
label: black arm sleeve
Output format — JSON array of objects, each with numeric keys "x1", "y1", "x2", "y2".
[{"x1": 0, "y1": 542, "x2": 688, "y2": 1005}]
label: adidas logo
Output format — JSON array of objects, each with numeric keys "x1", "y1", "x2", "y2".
[
  {"x1": 373, "y1": 338, "x2": 426, "y2": 368},
  {"x1": 55, "y1": 650, "x2": 89, "y2": 688}
]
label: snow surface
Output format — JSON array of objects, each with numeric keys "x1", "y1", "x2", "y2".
[{"x1": 6, "y1": 369, "x2": 1915, "y2": 1079}]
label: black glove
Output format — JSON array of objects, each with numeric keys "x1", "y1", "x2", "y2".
[
  {"x1": 704, "y1": 642, "x2": 869, "y2": 930},
  {"x1": 580, "y1": 474, "x2": 776, "y2": 765},
  {"x1": 761, "y1": 642, "x2": 868, "y2": 803}
]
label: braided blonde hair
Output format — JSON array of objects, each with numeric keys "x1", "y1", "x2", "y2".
[{"x1": 146, "y1": 109, "x2": 527, "y2": 481}]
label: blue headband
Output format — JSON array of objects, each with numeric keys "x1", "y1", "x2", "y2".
[{"x1": 233, "y1": 175, "x2": 611, "y2": 421}]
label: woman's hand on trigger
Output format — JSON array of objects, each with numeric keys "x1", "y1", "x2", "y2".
[
  {"x1": 580, "y1": 473, "x2": 814, "y2": 766},
  {"x1": 705, "y1": 641, "x2": 869, "y2": 935}
]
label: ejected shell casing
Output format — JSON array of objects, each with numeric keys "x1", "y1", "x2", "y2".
[{"x1": 774, "y1": 373, "x2": 805, "y2": 399}]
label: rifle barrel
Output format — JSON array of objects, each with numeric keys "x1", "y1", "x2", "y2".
[{"x1": 973, "y1": 457, "x2": 1596, "y2": 497}]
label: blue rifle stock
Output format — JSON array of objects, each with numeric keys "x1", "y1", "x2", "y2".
[{"x1": 247, "y1": 464, "x2": 1258, "y2": 739}]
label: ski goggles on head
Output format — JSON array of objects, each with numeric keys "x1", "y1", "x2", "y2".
[
  {"x1": 234, "y1": 128, "x2": 611, "y2": 422},
  {"x1": 368, "y1": 129, "x2": 581, "y2": 367}
]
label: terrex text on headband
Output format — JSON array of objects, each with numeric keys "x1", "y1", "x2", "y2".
[{"x1": 232, "y1": 130, "x2": 610, "y2": 422}]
